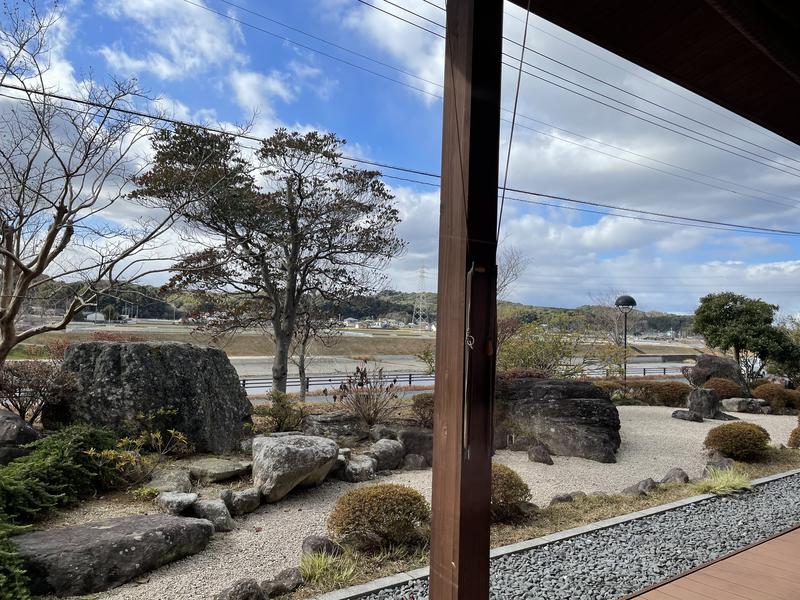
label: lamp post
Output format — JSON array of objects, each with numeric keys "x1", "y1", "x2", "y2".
[{"x1": 615, "y1": 295, "x2": 637, "y2": 384}]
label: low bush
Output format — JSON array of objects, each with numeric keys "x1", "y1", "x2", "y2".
[
  {"x1": 788, "y1": 426, "x2": 800, "y2": 449},
  {"x1": 253, "y1": 392, "x2": 306, "y2": 432},
  {"x1": 753, "y1": 383, "x2": 798, "y2": 412},
  {"x1": 702, "y1": 377, "x2": 744, "y2": 400},
  {"x1": 691, "y1": 466, "x2": 751, "y2": 495},
  {"x1": 704, "y1": 422, "x2": 770, "y2": 461},
  {"x1": 749, "y1": 378, "x2": 770, "y2": 389},
  {"x1": 593, "y1": 380, "x2": 690, "y2": 407},
  {"x1": 0, "y1": 425, "x2": 118, "y2": 523},
  {"x1": 491, "y1": 463, "x2": 532, "y2": 523},
  {"x1": 411, "y1": 393, "x2": 434, "y2": 428},
  {"x1": 328, "y1": 484, "x2": 430, "y2": 548},
  {"x1": 333, "y1": 364, "x2": 401, "y2": 427},
  {"x1": 0, "y1": 519, "x2": 29, "y2": 600},
  {"x1": 0, "y1": 361, "x2": 77, "y2": 424}
]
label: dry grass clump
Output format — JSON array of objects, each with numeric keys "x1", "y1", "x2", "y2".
[
  {"x1": 704, "y1": 422, "x2": 770, "y2": 461},
  {"x1": 691, "y1": 467, "x2": 751, "y2": 495},
  {"x1": 328, "y1": 484, "x2": 430, "y2": 548}
]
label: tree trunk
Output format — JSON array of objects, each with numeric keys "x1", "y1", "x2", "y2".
[
  {"x1": 272, "y1": 327, "x2": 290, "y2": 393},
  {"x1": 297, "y1": 338, "x2": 307, "y2": 402}
]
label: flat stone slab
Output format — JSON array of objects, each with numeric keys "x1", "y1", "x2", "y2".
[
  {"x1": 13, "y1": 515, "x2": 213, "y2": 596},
  {"x1": 150, "y1": 468, "x2": 192, "y2": 493},
  {"x1": 187, "y1": 457, "x2": 252, "y2": 482}
]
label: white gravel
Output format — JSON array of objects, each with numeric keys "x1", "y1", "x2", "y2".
[{"x1": 49, "y1": 407, "x2": 797, "y2": 600}]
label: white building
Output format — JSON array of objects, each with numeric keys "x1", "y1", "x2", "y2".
[{"x1": 84, "y1": 311, "x2": 106, "y2": 322}]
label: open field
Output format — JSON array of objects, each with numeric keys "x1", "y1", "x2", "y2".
[{"x1": 16, "y1": 329, "x2": 436, "y2": 358}]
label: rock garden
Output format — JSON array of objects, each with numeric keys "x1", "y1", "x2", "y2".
[{"x1": 1, "y1": 344, "x2": 799, "y2": 600}]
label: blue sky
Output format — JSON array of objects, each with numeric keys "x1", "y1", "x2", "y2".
[{"x1": 38, "y1": 0, "x2": 800, "y2": 314}]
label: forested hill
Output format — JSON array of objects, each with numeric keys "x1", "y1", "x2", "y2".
[{"x1": 343, "y1": 291, "x2": 693, "y2": 334}]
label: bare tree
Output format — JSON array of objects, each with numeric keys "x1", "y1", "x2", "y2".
[
  {"x1": 587, "y1": 290, "x2": 643, "y2": 346},
  {"x1": 496, "y1": 244, "x2": 529, "y2": 300},
  {"x1": 0, "y1": 1, "x2": 180, "y2": 364},
  {"x1": 136, "y1": 127, "x2": 405, "y2": 392}
]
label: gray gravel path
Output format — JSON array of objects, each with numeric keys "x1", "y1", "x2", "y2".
[{"x1": 363, "y1": 473, "x2": 800, "y2": 600}]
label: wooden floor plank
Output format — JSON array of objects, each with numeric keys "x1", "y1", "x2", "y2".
[{"x1": 627, "y1": 525, "x2": 800, "y2": 599}]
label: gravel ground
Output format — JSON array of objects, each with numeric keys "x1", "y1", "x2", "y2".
[
  {"x1": 43, "y1": 407, "x2": 796, "y2": 600},
  {"x1": 364, "y1": 473, "x2": 800, "y2": 600}
]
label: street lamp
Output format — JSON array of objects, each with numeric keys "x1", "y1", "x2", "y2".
[{"x1": 615, "y1": 294, "x2": 637, "y2": 384}]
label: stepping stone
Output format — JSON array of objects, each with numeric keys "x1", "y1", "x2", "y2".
[
  {"x1": 150, "y1": 468, "x2": 192, "y2": 493},
  {"x1": 187, "y1": 457, "x2": 252, "y2": 483},
  {"x1": 14, "y1": 515, "x2": 213, "y2": 596},
  {"x1": 156, "y1": 492, "x2": 197, "y2": 515}
]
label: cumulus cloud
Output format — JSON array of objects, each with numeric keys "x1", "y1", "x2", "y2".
[{"x1": 95, "y1": 0, "x2": 246, "y2": 79}]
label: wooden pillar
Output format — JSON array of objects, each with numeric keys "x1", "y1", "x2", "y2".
[{"x1": 429, "y1": 1, "x2": 503, "y2": 599}]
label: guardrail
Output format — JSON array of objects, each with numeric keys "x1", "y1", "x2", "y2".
[
  {"x1": 240, "y1": 371, "x2": 435, "y2": 393},
  {"x1": 240, "y1": 366, "x2": 684, "y2": 393}
]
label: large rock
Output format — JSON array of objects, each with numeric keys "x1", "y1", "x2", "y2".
[
  {"x1": 149, "y1": 468, "x2": 193, "y2": 493},
  {"x1": 214, "y1": 579, "x2": 266, "y2": 600},
  {"x1": 339, "y1": 454, "x2": 377, "y2": 482},
  {"x1": 494, "y1": 378, "x2": 621, "y2": 463},
  {"x1": 192, "y1": 499, "x2": 235, "y2": 532},
  {"x1": 156, "y1": 492, "x2": 197, "y2": 515},
  {"x1": 261, "y1": 568, "x2": 304, "y2": 598},
  {"x1": 13, "y1": 515, "x2": 213, "y2": 596},
  {"x1": 365, "y1": 438, "x2": 405, "y2": 470},
  {"x1": 187, "y1": 457, "x2": 252, "y2": 483},
  {"x1": 397, "y1": 428, "x2": 433, "y2": 466},
  {"x1": 252, "y1": 435, "x2": 338, "y2": 502},
  {"x1": 684, "y1": 354, "x2": 748, "y2": 392},
  {"x1": 721, "y1": 397, "x2": 762, "y2": 413},
  {"x1": 687, "y1": 388, "x2": 738, "y2": 421},
  {"x1": 301, "y1": 410, "x2": 368, "y2": 445},
  {"x1": 0, "y1": 409, "x2": 39, "y2": 465},
  {"x1": 43, "y1": 342, "x2": 251, "y2": 454}
]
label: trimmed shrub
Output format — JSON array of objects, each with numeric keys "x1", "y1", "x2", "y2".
[
  {"x1": 704, "y1": 422, "x2": 770, "y2": 461},
  {"x1": 788, "y1": 426, "x2": 800, "y2": 449},
  {"x1": 749, "y1": 378, "x2": 770, "y2": 389},
  {"x1": 702, "y1": 377, "x2": 744, "y2": 400},
  {"x1": 0, "y1": 425, "x2": 118, "y2": 523},
  {"x1": 411, "y1": 393, "x2": 434, "y2": 428},
  {"x1": 592, "y1": 380, "x2": 690, "y2": 407},
  {"x1": 328, "y1": 484, "x2": 430, "y2": 548},
  {"x1": 753, "y1": 383, "x2": 798, "y2": 412},
  {"x1": 491, "y1": 463, "x2": 532, "y2": 523}
]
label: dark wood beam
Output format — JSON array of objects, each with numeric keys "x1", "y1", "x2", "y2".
[{"x1": 429, "y1": 1, "x2": 503, "y2": 598}]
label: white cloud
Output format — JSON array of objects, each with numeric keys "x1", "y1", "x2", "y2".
[{"x1": 95, "y1": 0, "x2": 246, "y2": 79}]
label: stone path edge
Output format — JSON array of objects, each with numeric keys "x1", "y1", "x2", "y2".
[{"x1": 312, "y1": 467, "x2": 800, "y2": 600}]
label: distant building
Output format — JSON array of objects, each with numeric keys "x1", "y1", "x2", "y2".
[
  {"x1": 84, "y1": 311, "x2": 106, "y2": 322},
  {"x1": 342, "y1": 317, "x2": 359, "y2": 327}
]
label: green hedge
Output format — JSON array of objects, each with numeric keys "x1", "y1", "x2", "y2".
[{"x1": 0, "y1": 425, "x2": 118, "y2": 524}]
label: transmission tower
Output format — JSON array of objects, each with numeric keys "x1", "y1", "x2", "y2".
[{"x1": 412, "y1": 267, "x2": 429, "y2": 329}]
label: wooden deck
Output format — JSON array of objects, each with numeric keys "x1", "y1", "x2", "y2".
[{"x1": 627, "y1": 525, "x2": 800, "y2": 599}]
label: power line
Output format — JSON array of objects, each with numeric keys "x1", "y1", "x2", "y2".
[
  {"x1": 353, "y1": 0, "x2": 800, "y2": 179},
  {"x1": 405, "y1": 0, "x2": 800, "y2": 157},
  {"x1": 4, "y1": 83, "x2": 798, "y2": 237},
  {"x1": 195, "y1": 0, "x2": 800, "y2": 206}
]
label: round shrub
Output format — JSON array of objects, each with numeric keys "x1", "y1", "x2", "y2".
[
  {"x1": 411, "y1": 393, "x2": 434, "y2": 428},
  {"x1": 788, "y1": 426, "x2": 800, "y2": 449},
  {"x1": 643, "y1": 381, "x2": 692, "y2": 407},
  {"x1": 702, "y1": 377, "x2": 744, "y2": 400},
  {"x1": 750, "y1": 378, "x2": 770, "y2": 389},
  {"x1": 753, "y1": 383, "x2": 797, "y2": 412},
  {"x1": 328, "y1": 484, "x2": 430, "y2": 548},
  {"x1": 704, "y1": 422, "x2": 770, "y2": 461},
  {"x1": 593, "y1": 380, "x2": 624, "y2": 396},
  {"x1": 491, "y1": 463, "x2": 531, "y2": 523}
]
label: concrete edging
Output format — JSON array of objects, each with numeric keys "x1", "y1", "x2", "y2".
[{"x1": 313, "y1": 467, "x2": 800, "y2": 600}]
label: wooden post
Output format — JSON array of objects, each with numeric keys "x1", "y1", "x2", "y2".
[{"x1": 429, "y1": 1, "x2": 503, "y2": 599}]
